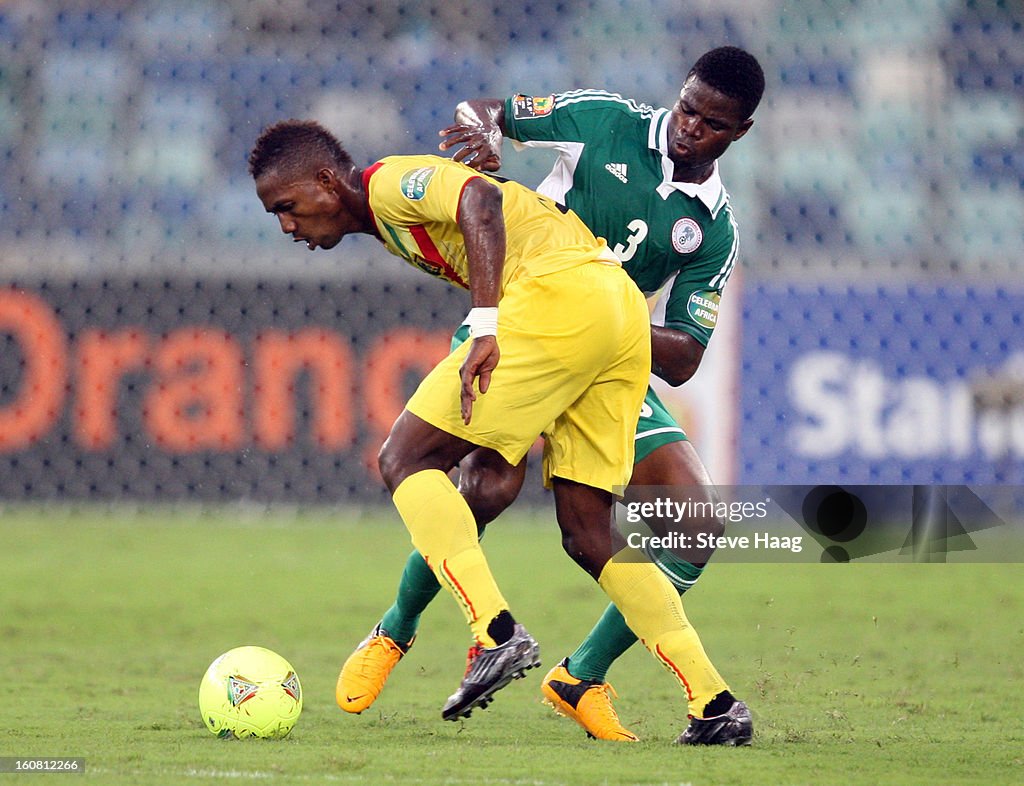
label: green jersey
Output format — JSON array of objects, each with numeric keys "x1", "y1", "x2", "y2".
[{"x1": 503, "y1": 90, "x2": 740, "y2": 346}]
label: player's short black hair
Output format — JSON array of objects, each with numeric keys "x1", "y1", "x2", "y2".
[
  {"x1": 689, "y1": 46, "x2": 765, "y2": 120},
  {"x1": 248, "y1": 119, "x2": 354, "y2": 181}
]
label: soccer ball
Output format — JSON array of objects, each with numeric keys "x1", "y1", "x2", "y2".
[{"x1": 198, "y1": 646, "x2": 302, "y2": 739}]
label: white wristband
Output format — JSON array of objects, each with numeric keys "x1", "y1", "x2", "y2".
[{"x1": 466, "y1": 307, "x2": 499, "y2": 338}]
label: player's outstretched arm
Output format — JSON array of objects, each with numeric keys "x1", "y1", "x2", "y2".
[
  {"x1": 457, "y1": 177, "x2": 505, "y2": 423},
  {"x1": 438, "y1": 99, "x2": 506, "y2": 171}
]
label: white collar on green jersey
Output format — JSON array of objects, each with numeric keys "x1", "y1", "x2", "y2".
[{"x1": 649, "y1": 107, "x2": 727, "y2": 219}]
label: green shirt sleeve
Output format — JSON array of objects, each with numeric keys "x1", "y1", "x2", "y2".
[
  {"x1": 504, "y1": 91, "x2": 635, "y2": 144},
  {"x1": 658, "y1": 211, "x2": 737, "y2": 346}
]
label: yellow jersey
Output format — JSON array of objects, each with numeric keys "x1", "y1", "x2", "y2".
[{"x1": 362, "y1": 154, "x2": 619, "y2": 291}]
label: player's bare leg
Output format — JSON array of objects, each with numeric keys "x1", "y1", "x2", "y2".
[
  {"x1": 623, "y1": 439, "x2": 722, "y2": 582},
  {"x1": 458, "y1": 447, "x2": 528, "y2": 527}
]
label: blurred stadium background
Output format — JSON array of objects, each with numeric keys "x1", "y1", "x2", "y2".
[{"x1": 0, "y1": 0, "x2": 1021, "y2": 505}]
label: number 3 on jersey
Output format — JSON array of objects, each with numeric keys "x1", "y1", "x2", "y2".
[{"x1": 612, "y1": 219, "x2": 648, "y2": 262}]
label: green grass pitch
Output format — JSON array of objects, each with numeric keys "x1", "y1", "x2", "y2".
[{"x1": 2, "y1": 505, "x2": 1021, "y2": 785}]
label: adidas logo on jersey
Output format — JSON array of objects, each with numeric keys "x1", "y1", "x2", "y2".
[{"x1": 604, "y1": 162, "x2": 628, "y2": 183}]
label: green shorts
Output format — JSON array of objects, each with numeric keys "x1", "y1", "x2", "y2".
[
  {"x1": 452, "y1": 324, "x2": 687, "y2": 467},
  {"x1": 635, "y1": 386, "x2": 689, "y2": 463}
]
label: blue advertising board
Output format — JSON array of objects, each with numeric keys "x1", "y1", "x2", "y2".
[{"x1": 739, "y1": 284, "x2": 1023, "y2": 484}]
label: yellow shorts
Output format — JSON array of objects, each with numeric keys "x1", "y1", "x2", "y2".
[{"x1": 406, "y1": 261, "x2": 650, "y2": 493}]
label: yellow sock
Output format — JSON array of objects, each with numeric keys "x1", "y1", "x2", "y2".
[
  {"x1": 598, "y1": 553, "x2": 729, "y2": 717},
  {"x1": 392, "y1": 469, "x2": 508, "y2": 647}
]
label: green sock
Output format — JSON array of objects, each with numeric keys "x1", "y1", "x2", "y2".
[
  {"x1": 567, "y1": 556, "x2": 704, "y2": 683},
  {"x1": 379, "y1": 550, "x2": 442, "y2": 645},
  {"x1": 566, "y1": 603, "x2": 636, "y2": 682},
  {"x1": 648, "y1": 549, "x2": 705, "y2": 593}
]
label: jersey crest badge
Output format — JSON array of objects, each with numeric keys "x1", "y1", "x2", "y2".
[
  {"x1": 512, "y1": 94, "x2": 554, "y2": 119},
  {"x1": 413, "y1": 258, "x2": 445, "y2": 278},
  {"x1": 400, "y1": 167, "x2": 436, "y2": 200},
  {"x1": 671, "y1": 217, "x2": 703, "y2": 254}
]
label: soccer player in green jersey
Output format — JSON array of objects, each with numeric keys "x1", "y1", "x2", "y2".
[{"x1": 337, "y1": 46, "x2": 764, "y2": 745}]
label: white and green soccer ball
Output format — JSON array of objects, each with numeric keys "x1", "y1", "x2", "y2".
[{"x1": 198, "y1": 646, "x2": 302, "y2": 739}]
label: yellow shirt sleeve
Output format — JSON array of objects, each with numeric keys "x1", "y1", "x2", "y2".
[{"x1": 368, "y1": 155, "x2": 479, "y2": 228}]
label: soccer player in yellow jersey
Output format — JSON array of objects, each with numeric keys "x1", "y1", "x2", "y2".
[{"x1": 249, "y1": 120, "x2": 734, "y2": 730}]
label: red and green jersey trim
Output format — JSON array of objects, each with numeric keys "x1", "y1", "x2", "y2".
[{"x1": 363, "y1": 160, "x2": 470, "y2": 289}]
